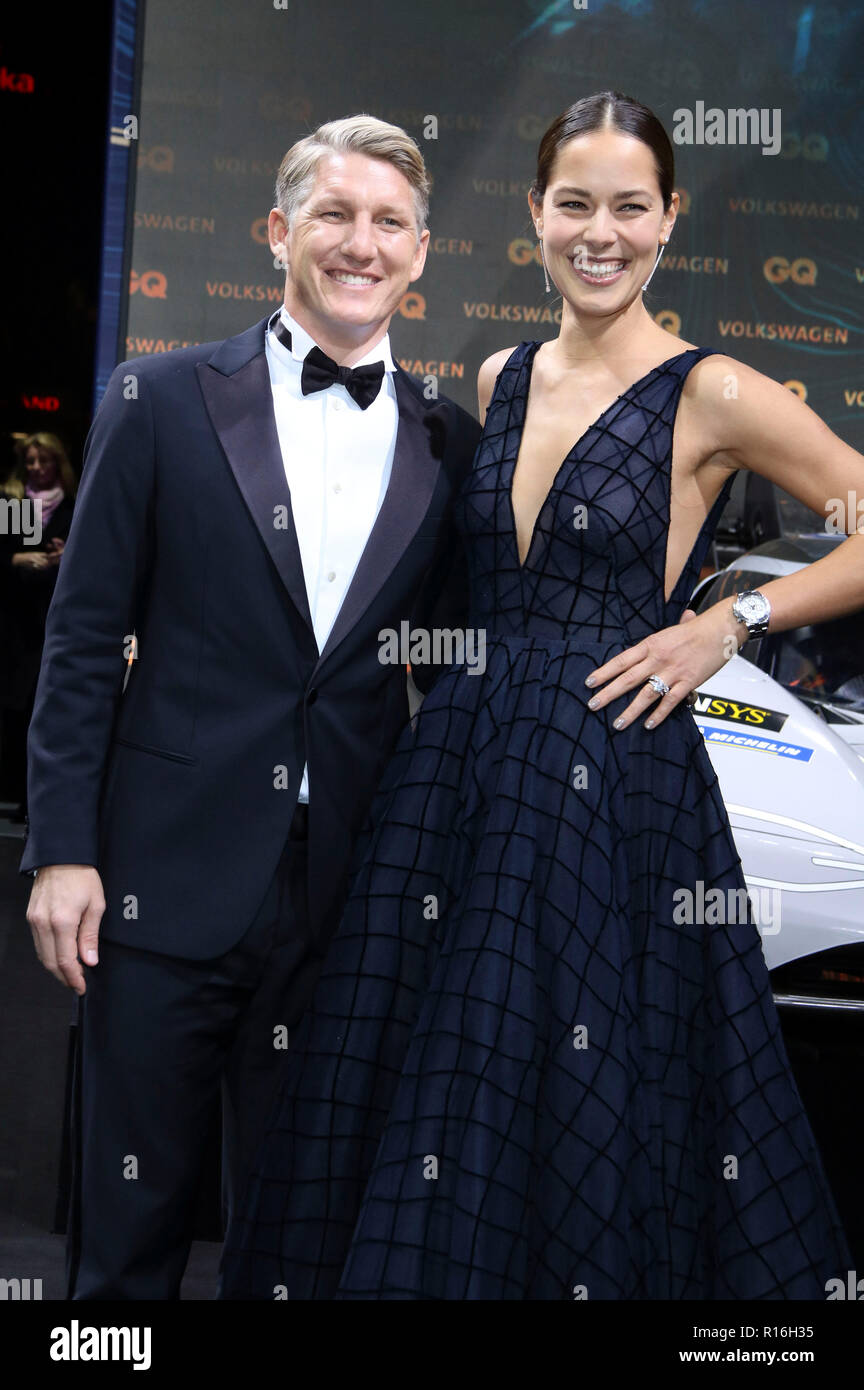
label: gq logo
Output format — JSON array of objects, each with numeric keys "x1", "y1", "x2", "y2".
[
  {"x1": 508, "y1": 238, "x2": 542, "y2": 267},
  {"x1": 137, "y1": 145, "x2": 174, "y2": 172},
  {"x1": 129, "y1": 270, "x2": 167, "y2": 298},
  {"x1": 764, "y1": 257, "x2": 817, "y2": 285},
  {"x1": 398, "y1": 292, "x2": 426, "y2": 320},
  {"x1": 654, "y1": 310, "x2": 681, "y2": 335},
  {"x1": 516, "y1": 114, "x2": 552, "y2": 141},
  {"x1": 778, "y1": 131, "x2": 828, "y2": 161}
]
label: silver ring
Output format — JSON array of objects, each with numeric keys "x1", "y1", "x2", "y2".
[{"x1": 647, "y1": 674, "x2": 671, "y2": 697}]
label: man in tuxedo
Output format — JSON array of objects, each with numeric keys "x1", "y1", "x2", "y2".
[{"x1": 21, "y1": 115, "x2": 480, "y2": 1299}]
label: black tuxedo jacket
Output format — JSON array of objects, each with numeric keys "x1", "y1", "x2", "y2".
[{"x1": 19, "y1": 315, "x2": 481, "y2": 958}]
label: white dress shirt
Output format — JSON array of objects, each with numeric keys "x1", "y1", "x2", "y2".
[{"x1": 265, "y1": 305, "x2": 399, "y2": 804}]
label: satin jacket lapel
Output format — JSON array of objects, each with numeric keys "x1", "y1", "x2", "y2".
[
  {"x1": 315, "y1": 367, "x2": 447, "y2": 671},
  {"x1": 196, "y1": 324, "x2": 314, "y2": 633}
]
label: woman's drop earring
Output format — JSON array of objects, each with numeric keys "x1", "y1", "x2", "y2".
[
  {"x1": 641, "y1": 234, "x2": 669, "y2": 292},
  {"x1": 538, "y1": 234, "x2": 551, "y2": 293}
]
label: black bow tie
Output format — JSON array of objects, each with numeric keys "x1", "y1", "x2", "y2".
[{"x1": 270, "y1": 318, "x2": 385, "y2": 410}]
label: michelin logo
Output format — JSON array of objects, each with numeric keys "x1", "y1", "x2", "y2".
[{"x1": 696, "y1": 722, "x2": 813, "y2": 762}]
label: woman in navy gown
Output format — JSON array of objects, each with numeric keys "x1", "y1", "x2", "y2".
[{"x1": 220, "y1": 92, "x2": 861, "y2": 1299}]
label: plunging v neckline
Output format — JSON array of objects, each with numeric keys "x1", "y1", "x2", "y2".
[{"x1": 509, "y1": 340, "x2": 701, "y2": 573}]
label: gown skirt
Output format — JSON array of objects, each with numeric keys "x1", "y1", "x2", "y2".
[{"x1": 218, "y1": 341, "x2": 852, "y2": 1299}]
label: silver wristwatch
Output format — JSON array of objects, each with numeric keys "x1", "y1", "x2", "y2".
[{"x1": 731, "y1": 589, "x2": 771, "y2": 641}]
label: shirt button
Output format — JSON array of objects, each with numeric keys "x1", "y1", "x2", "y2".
[
  {"x1": 331, "y1": 398, "x2": 342, "y2": 411},
  {"x1": 333, "y1": 483, "x2": 342, "y2": 494},
  {"x1": 327, "y1": 571, "x2": 336, "y2": 582}
]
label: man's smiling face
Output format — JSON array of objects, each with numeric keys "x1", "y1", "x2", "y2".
[{"x1": 269, "y1": 150, "x2": 429, "y2": 351}]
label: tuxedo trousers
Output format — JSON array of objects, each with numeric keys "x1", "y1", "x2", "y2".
[{"x1": 66, "y1": 801, "x2": 322, "y2": 1299}]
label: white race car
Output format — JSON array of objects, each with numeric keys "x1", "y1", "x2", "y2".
[{"x1": 691, "y1": 537, "x2": 864, "y2": 1012}]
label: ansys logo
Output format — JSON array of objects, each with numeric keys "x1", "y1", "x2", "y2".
[{"x1": 691, "y1": 693, "x2": 788, "y2": 732}]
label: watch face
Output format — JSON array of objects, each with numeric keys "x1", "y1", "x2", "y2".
[
  {"x1": 736, "y1": 591, "x2": 769, "y2": 625},
  {"x1": 740, "y1": 594, "x2": 762, "y2": 620}
]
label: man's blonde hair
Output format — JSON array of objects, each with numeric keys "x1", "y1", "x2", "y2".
[{"x1": 274, "y1": 115, "x2": 430, "y2": 239}]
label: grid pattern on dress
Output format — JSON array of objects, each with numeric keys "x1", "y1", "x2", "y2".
[{"x1": 219, "y1": 342, "x2": 852, "y2": 1299}]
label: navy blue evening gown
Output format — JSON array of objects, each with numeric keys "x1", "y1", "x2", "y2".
[{"x1": 219, "y1": 342, "x2": 852, "y2": 1299}]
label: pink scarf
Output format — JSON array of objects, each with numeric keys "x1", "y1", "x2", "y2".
[{"x1": 25, "y1": 482, "x2": 65, "y2": 527}]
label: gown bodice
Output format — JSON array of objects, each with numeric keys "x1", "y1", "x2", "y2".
[{"x1": 454, "y1": 341, "x2": 736, "y2": 645}]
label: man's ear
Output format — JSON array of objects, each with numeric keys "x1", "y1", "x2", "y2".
[
  {"x1": 268, "y1": 207, "x2": 289, "y2": 269},
  {"x1": 409, "y1": 227, "x2": 431, "y2": 282}
]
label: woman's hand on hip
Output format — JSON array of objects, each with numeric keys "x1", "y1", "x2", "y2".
[{"x1": 583, "y1": 603, "x2": 743, "y2": 730}]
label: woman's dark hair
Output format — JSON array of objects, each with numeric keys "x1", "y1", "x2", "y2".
[{"x1": 531, "y1": 91, "x2": 675, "y2": 211}]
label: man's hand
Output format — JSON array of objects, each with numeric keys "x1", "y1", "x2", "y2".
[{"x1": 26, "y1": 865, "x2": 106, "y2": 995}]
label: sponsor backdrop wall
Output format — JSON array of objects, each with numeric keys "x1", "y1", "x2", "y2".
[{"x1": 124, "y1": 0, "x2": 864, "y2": 452}]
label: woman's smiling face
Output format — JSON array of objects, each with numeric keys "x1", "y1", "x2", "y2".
[{"x1": 531, "y1": 128, "x2": 677, "y2": 314}]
